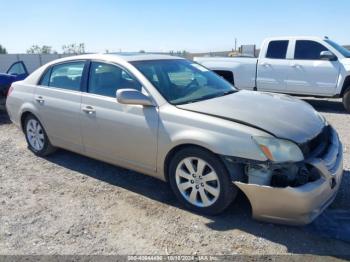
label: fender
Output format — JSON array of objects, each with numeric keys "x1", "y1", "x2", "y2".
[
  {"x1": 18, "y1": 103, "x2": 41, "y2": 130},
  {"x1": 180, "y1": 108, "x2": 275, "y2": 137},
  {"x1": 340, "y1": 75, "x2": 350, "y2": 96},
  {"x1": 156, "y1": 123, "x2": 269, "y2": 181}
]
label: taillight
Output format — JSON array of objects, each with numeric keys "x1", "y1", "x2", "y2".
[{"x1": 7, "y1": 85, "x2": 14, "y2": 97}]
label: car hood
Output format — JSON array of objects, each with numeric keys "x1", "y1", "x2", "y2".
[{"x1": 176, "y1": 90, "x2": 325, "y2": 144}]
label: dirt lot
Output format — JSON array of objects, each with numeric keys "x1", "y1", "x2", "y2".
[{"x1": 0, "y1": 98, "x2": 349, "y2": 257}]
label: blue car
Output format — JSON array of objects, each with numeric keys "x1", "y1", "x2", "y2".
[{"x1": 0, "y1": 61, "x2": 29, "y2": 109}]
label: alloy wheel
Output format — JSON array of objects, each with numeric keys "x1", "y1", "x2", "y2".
[
  {"x1": 26, "y1": 119, "x2": 45, "y2": 151},
  {"x1": 175, "y1": 157, "x2": 220, "y2": 207}
]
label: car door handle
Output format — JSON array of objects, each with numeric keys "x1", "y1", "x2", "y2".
[
  {"x1": 261, "y1": 62, "x2": 270, "y2": 67},
  {"x1": 35, "y1": 96, "x2": 45, "y2": 104},
  {"x1": 82, "y1": 106, "x2": 96, "y2": 114},
  {"x1": 291, "y1": 63, "x2": 301, "y2": 68}
]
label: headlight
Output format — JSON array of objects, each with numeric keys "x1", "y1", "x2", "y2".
[{"x1": 253, "y1": 136, "x2": 304, "y2": 163}]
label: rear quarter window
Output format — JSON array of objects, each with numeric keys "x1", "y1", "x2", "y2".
[{"x1": 39, "y1": 68, "x2": 51, "y2": 86}]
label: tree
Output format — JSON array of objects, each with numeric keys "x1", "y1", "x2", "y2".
[
  {"x1": 0, "y1": 44, "x2": 7, "y2": 54},
  {"x1": 27, "y1": 45, "x2": 41, "y2": 54},
  {"x1": 27, "y1": 45, "x2": 53, "y2": 54},
  {"x1": 41, "y1": 45, "x2": 53, "y2": 54},
  {"x1": 62, "y1": 43, "x2": 85, "y2": 54}
]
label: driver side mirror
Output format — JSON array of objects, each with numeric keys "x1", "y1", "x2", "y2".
[
  {"x1": 117, "y1": 89, "x2": 154, "y2": 106},
  {"x1": 320, "y1": 51, "x2": 337, "y2": 61}
]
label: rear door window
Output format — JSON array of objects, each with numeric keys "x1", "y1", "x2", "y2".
[
  {"x1": 266, "y1": 40, "x2": 289, "y2": 59},
  {"x1": 48, "y1": 62, "x2": 85, "y2": 91},
  {"x1": 294, "y1": 40, "x2": 329, "y2": 60}
]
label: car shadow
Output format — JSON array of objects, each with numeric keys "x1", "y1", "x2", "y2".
[
  {"x1": 302, "y1": 98, "x2": 348, "y2": 114},
  {"x1": 0, "y1": 110, "x2": 11, "y2": 125},
  {"x1": 45, "y1": 150, "x2": 177, "y2": 206},
  {"x1": 207, "y1": 170, "x2": 350, "y2": 257},
  {"x1": 45, "y1": 149, "x2": 350, "y2": 257}
]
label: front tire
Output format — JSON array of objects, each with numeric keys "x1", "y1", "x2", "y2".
[
  {"x1": 343, "y1": 88, "x2": 350, "y2": 113},
  {"x1": 24, "y1": 114, "x2": 56, "y2": 156},
  {"x1": 168, "y1": 147, "x2": 237, "y2": 215}
]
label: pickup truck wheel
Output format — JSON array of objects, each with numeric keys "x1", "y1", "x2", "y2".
[
  {"x1": 343, "y1": 88, "x2": 350, "y2": 113},
  {"x1": 168, "y1": 147, "x2": 237, "y2": 215},
  {"x1": 24, "y1": 114, "x2": 56, "y2": 156}
]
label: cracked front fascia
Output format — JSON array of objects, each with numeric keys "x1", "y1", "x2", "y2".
[
  {"x1": 233, "y1": 151, "x2": 343, "y2": 225},
  {"x1": 234, "y1": 178, "x2": 325, "y2": 224}
]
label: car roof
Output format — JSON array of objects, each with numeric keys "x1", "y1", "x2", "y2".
[
  {"x1": 109, "y1": 53, "x2": 184, "y2": 62},
  {"x1": 48, "y1": 53, "x2": 184, "y2": 65},
  {"x1": 264, "y1": 36, "x2": 326, "y2": 41}
]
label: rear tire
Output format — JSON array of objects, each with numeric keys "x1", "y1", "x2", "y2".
[
  {"x1": 168, "y1": 147, "x2": 238, "y2": 215},
  {"x1": 343, "y1": 88, "x2": 350, "y2": 113},
  {"x1": 24, "y1": 114, "x2": 56, "y2": 156}
]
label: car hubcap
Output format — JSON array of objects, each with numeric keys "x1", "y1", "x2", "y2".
[
  {"x1": 26, "y1": 119, "x2": 45, "y2": 151},
  {"x1": 175, "y1": 157, "x2": 220, "y2": 207}
]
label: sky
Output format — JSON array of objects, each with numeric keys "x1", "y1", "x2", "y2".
[{"x1": 1, "y1": 0, "x2": 350, "y2": 54}]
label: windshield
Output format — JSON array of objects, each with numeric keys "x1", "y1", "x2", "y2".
[
  {"x1": 325, "y1": 39, "x2": 350, "y2": 58},
  {"x1": 131, "y1": 59, "x2": 236, "y2": 105}
]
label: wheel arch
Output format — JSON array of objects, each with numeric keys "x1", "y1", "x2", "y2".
[
  {"x1": 17, "y1": 101, "x2": 43, "y2": 131},
  {"x1": 163, "y1": 144, "x2": 219, "y2": 182},
  {"x1": 340, "y1": 75, "x2": 350, "y2": 97},
  {"x1": 19, "y1": 109, "x2": 41, "y2": 133},
  {"x1": 159, "y1": 127, "x2": 266, "y2": 182},
  {"x1": 162, "y1": 143, "x2": 245, "y2": 183}
]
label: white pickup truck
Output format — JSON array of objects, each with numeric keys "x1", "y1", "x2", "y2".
[{"x1": 194, "y1": 36, "x2": 350, "y2": 112}]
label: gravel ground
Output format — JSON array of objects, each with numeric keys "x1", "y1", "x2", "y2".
[{"x1": 0, "y1": 98, "x2": 349, "y2": 257}]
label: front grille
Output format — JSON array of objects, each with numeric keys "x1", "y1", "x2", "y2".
[{"x1": 299, "y1": 125, "x2": 331, "y2": 159}]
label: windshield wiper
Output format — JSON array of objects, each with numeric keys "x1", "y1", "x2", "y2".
[
  {"x1": 176, "y1": 90, "x2": 236, "y2": 105},
  {"x1": 175, "y1": 94, "x2": 217, "y2": 105},
  {"x1": 221, "y1": 90, "x2": 236, "y2": 96}
]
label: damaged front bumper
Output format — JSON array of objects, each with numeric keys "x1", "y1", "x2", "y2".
[{"x1": 234, "y1": 128, "x2": 343, "y2": 225}]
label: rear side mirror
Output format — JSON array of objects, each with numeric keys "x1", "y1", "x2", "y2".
[
  {"x1": 320, "y1": 51, "x2": 337, "y2": 61},
  {"x1": 117, "y1": 89, "x2": 154, "y2": 106}
]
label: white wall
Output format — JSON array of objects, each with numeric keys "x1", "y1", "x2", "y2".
[{"x1": 0, "y1": 54, "x2": 71, "y2": 73}]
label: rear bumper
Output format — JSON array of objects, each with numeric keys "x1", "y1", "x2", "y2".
[{"x1": 235, "y1": 128, "x2": 343, "y2": 225}]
